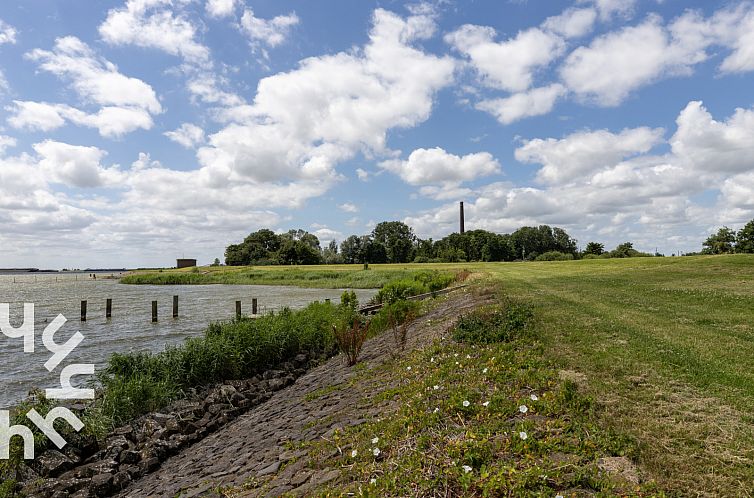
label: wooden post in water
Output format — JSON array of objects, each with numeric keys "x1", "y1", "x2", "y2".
[
  {"x1": 152, "y1": 301, "x2": 158, "y2": 322},
  {"x1": 81, "y1": 301, "x2": 87, "y2": 321},
  {"x1": 106, "y1": 299, "x2": 112, "y2": 319},
  {"x1": 236, "y1": 300, "x2": 242, "y2": 319},
  {"x1": 252, "y1": 298, "x2": 258, "y2": 315},
  {"x1": 172, "y1": 296, "x2": 178, "y2": 318}
]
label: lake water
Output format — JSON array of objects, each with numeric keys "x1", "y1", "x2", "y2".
[{"x1": 0, "y1": 273, "x2": 377, "y2": 409}]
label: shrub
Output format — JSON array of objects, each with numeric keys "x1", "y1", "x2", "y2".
[
  {"x1": 453, "y1": 302, "x2": 533, "y2": 344},
  {"x1": 535, "y1": 251, "x2": 574, "y2": 261},
  {"x1": 375, "y1": 271, "x2": 455, "y2": 304},
  {"x1": 333, "y1": 319, "x2": 370, "y2": 366}
]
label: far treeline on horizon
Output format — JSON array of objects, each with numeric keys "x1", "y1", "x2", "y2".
[{"x1": 220, "y1": 218, "x2": 754, "y2": 267}]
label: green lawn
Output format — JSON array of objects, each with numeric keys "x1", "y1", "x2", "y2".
[{"x1": 480, "y1": 255, "x2": 754, "y2": 494}]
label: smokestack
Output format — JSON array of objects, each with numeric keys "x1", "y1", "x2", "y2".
[{"x1": 460, "y1": 201, "x2": 465, "y2": 234}]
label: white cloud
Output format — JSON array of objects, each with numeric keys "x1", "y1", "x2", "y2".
[
  {"x1": 670, "y1": 101, "x2": 754, "y2": 174},
  {"x1": 0, "y1": 136, "x2": 16, "y2": 155},
  {"x1": 543, "y1": 8, "x2": 597, "y2": 39},
  {"x1": 338, "y1": 203, "x2": 359, "y2": 213},
  {"x1": 712, "y1": 4, "x2": 754, "y2": 74},
  {"x1": 356, "y1": 168, "x2": 370, "y2": 181},
  {"x1": 560, "y1": 15, "x2": 710, "y2": 106},
  {"x1": 206, "y1": 0, "x2": 238, "y2": 18},
  {"x1": 7, "y1": 101, "x2": 154, "y2": 138},
  {"x1": 27, "y1": 36, "x2": 162, "y2": 113},
  {"x1": 99, "y1": 0, "x2": 210, "y2": 64},
  {"x1": 580, "y1": 0, "x2": 638, "y2": 21},
  {"x1": 33, "y1": 140, "x2": 123, "y2": 188},
  {"x1": 515, "y1": 126, "x2": 664, "y2": 185},
  {"x1": 164, "y1": 123, "x2": 206, "y2": 148},
  {"x1": 446, "y1": 25, "x2": 563, "y2": 92},
  {"x1": 476, "y1": 84, "x2": 566, "y2": 125},
  {"x1": 0, "y1": 19, "x2": 17, "y2": 45},
  {"x1": 197, "y1": 8, "x2": 454, "y2": 186},
  {"x1": 380, "y1": 147, "x2": 500, "y2": 186},
  {"x1": 240, "y1": 8, "x2": 299, "y2": 49}
]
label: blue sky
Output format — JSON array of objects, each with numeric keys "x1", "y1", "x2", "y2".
[{"x1": 1, "y1": 0, "x2": 754, "y2": 267}]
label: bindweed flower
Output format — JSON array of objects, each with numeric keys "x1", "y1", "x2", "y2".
[
  {"x1": 373, "y1": 447, "x2": 381, "y2": 457},
  {"x1": 482, "y1": 401, "x2": 490, "y2": 407},
  {"x1": 466, "y1": 354, "x2": 471, "y2": 359},
  {"x1": 555, "y1": 495, "x2": 563, "y2": 498},
  {"x1": 406, "y1": 366, "x2": 412, "y2": 371},
  {"x1": 454, "y1": 353, "x2": 459, "y2": 357},
  {"x1": 482, "y1": 368, "x2": 488, "y2": 374},
  {"x1": 519, "y1": 431, "x2": 528, "y2": 440},
  {"x1": 519, "y1": 405, "x2": 528, "y2": 414},
  {"x1": 530, "y1": 394, "x2": 539, "y2": 401},
  {"x1": 463, "y1": 400, "x2": 470, "y2": 407},
  {"x1": 371, "y1": 437, "x2": 379, "y2": 444},
  {"x1": 431, "y1": 357, "x2": 435, "y2": 362},
  {"x1": 370, "y1": 478, "x2": 377, "y2": 485},
  {"x1": 462, "y1": 465, "x2": 472, "y2": 473},
  {"x1": 433, "y1": 385, "x2": 440, "y2": 390},
  {"x1": 351, "y1": 449, "x2": 358, "y2": 458},
  {"x1": 433, "y1": 407, "x2": 439, "y2": 413}
]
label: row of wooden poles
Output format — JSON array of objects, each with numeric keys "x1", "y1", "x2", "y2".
[{"x1": 80, "y1": 296, "x2": 260, "y2": 322}]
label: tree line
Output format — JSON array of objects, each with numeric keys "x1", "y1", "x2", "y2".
[
  {"x1": 223, "y1": 221, "x2": 657, "y2": 266},
  {"x1": 700, "y1": 220, "x2": 754, "y2": 254}
]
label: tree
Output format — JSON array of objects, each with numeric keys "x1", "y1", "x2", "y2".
[
  {"x1": 211, "y1": 258, "x2": 221, "y2": 266},
  {"x1": 611, "y1": 242, "x2": 637, "y2": 258},
  {"x1": 553, "y1": 227, "x2": 578, "y2": 255},
  {"x1": 321, "y1": 240, "x2": 342, "y2": 264},
  {"x1": 584, "y1": 242, "x2": 605, "y2": 256},
  {"x1": 281, "y1": 229, "x2": 321, "y2": 251},
  {"x1": 340, "y1": 235, "x2": 364, "y2": 264},
  {"x1": 276, "y1": 239, "x2": 322, "y2": 265},
  {"x1": 702, "y1": 227, "x2": 736, "y2": 254},
  {"x1": 736, "y1": 220, "x2": 754, "y2": 253},
  {"x1": 372, "y1": 221, "x2": 416, "y2": 263}
]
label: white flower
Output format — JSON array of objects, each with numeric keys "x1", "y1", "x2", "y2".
[
  {"x1": 462, "y1": 465, "x2": 472, "y2": 473},
  {"x1": 482, "y1": 401, "x2": 490, "y2": 407},
  {"x1": 482, "y1": 368, "x2": 488, "y2": 374},
  {"x1": 530, "y1": 394, "x2": 539, "y2": 401},
  {"x1": 406, "y1": 366, "x2": 412, "y2": 371},
  {"x1": 371, "y1": 437, "x2": 379, "y2": 444},
  {"x1": 519, "y1": 431, "x2": 528, "y2": 440},
  {"x1": 370, "y1": 478, "x2": 377, "y2": 485},
  {"x1": 431, "y1": 357, "x2": 435, "y2": 362},
  {"x1": 433, "y1": 407, "x2": 439, "y2": 413},
  {"x1": 433, "y1": 385, "x2": 440, "y2": 390},
  {"x1": 555, "y1": 495, "x2": 563, "y2": 498},
  {"x1": 372, "y1": 447, "x2": 381, "y2": 457},
  {"x1": 454, "y1": 353, "x2": 459, "y2": 357},
  {"x1": 351, "y1": 449, "x2": 358, "y2": 458},
  {"x1": 455, "y1": 361, "x2": 459, "y2": 365},
  {"x1": 462, "y1": 400, "x2": 470, "y2": 407},
  {"x1": 491, "y1": 357, "x2": 495, "y2": 361},
  {"x1": 519, "y1": 405, "x2": 528, "y2": 414},
  {"x1": 466, "y1": 354, "x2": 471, "y2": 359}
]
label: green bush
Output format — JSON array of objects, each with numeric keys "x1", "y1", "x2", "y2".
[
  {"x1": 97, "y1": 301, "x2": 346, "y2": 424},
  {"x1": 535, "y1": 251, "x2": 574, "y2": 261},
  {"x1": 452, "y1": 302, "x2": 533, "y2": 344},
  {"x1": 375, "y1": 271, "x2": 455, "y2": 304}
]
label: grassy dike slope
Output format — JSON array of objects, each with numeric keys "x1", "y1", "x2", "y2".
[{"x1": 482, "y1": 255, "x2": 754, "y2": 494}]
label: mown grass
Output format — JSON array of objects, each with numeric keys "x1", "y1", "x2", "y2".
[
  {"x1": 121, "y1": 266, "x2": 458, "y2": 289},
  {"x1": 304, "y1": 299, "x2": 659, "y2": 496},
  {"x1": 477, "y1": 254, "x2": 754, "y2": 495}
]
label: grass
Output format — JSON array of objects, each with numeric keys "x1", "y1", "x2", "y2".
[
  {"x1": 120, "y1": 265, "x2": 459, "y2": 289},
  {"x1": 303, "y1": 298, "x2": 658, "y2": 496},
  {"x1": 475, "y1": 254, "x2": 754, "y2": 495}
]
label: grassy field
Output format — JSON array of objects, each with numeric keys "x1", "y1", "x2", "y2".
[{"x1": 478, "y1": 255, "x2": 754, "y2": 495}]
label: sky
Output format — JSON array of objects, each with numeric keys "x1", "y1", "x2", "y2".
[{"x1": 1, "y1": 0, "x2": 754, "y2": 268}]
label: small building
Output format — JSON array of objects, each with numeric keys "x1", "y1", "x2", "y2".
[{"x1": 177, "y1": 258, "x2": 197, "y2": 269}]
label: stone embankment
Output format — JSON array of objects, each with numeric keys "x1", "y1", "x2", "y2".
[{"x1": 21, "y1": 290, "x2": 486, "y2": 497}]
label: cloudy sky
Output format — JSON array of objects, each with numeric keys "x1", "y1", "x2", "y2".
[{"x1": 1, "y1": 0, "x2": 753, "y2": 268}]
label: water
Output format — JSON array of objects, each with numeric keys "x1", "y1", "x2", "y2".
[{"x1": 0, "y1": 273, "x2": 377, "y2": 409}]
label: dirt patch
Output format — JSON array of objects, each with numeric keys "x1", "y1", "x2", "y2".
[
  {"x1": 598, "y1": 456, "x2": 640, "y2": 485},
  {"x1": 558, "y1": 369, "x2": 587, "y2": 385}
]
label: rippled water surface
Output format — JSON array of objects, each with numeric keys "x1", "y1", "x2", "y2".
[{"x1": 0, "y1": 273, "x2": 376, "y2": 408}]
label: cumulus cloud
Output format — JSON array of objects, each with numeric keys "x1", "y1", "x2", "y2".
[
  {"x1": 580, "y1": 0, "x2": 638, "y2": 21},
  {"x1": 33, "y1": 140, "x2": 123, "y2": 188},
  {"x1": 8, "y1": 101, "x2": 154, "y2": 138},
  {"x1": 27, "y1": 36, "x2": 162, "y2": 113},
  {"x1": 543, "y1": 7, "x2": 597, "y2": 38},
  {"x1": 205, "y1": 0, "x2": 238, "y2": 18},
  {"x1": 446, "y1": 24, "x2": 563, "y2": 92},
  {"x1": 197, "y1": 8, "x2": 454, "y2": 185},
  {"x1": 99, "y1": 0, "x2": 209, "y2": 64},
  {"x1": 164, "y1": 123, "x2": 206, "y2": 148},
  {"x1": 338, "y1": 203, "x2": 359, "y2": 213},
  {"x1": 0, "y1": 19, "x2": 17, "y2": 45},
  {"x1": 516, "y1": 126, "x2": 665, "y2": 185},
  {"x1": 380, "y1": 147, "x2": 500, "y2": 186},
  {"x1": 476, "y1": 84, "x2": 566, "y2": 125},
  {"x1": 240, "y1": 8, "x2": 299, "y2": 49}
]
